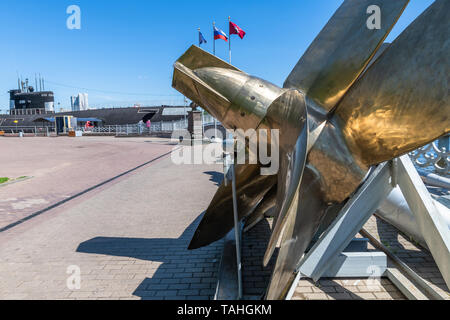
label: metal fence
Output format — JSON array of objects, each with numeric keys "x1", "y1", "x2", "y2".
[
  {"x1": 0, "y1": 120, "x2": 189, "y2": 136},
  {"x1": 409, "y1": 135, "x2": 449, "y2": 176},
  {"x1": 0, "y1": 126, "x2": 56, "y2": 135},
  {"x1": 78, "y1": 120, "x2": 188, "y2": 135}
]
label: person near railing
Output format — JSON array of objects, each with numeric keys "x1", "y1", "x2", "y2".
[{"x1": 84, "y1": 121, "x2": 94, "y2": 131}]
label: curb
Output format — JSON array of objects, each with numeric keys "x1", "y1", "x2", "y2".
[{"x1": 0, "y1": 176, "x2": 33, "y2": 188}]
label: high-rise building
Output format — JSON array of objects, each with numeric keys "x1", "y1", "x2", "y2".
[{"x1": 70, "y1": 93, "x2": 89, "y2": 111}]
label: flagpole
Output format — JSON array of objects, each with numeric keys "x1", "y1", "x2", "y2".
[
  {"x1": 213, "y1": 22, "x2": 216, "y2": 56},
  {"x1": 198, "y1": 28, "x2": 201, "y2": 47},
  {"x1": 228, "y1": 16, "x2": 231, "y2": 64}
]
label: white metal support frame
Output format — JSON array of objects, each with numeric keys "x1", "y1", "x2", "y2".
[
  {"x1": 287, "y1": 155, "x2": 450, "y2": 299},
  {"x1": 395, "y1": 155, "x2": 450, "y2": 288},
  {"x1": 298, "y1": 162, "x2": 394, "y2": 282}
]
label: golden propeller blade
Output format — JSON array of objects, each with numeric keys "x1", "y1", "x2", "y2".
[
  {"x1": 264, "y1": 41, "x2": 396, "y2": 298},
  {"x1": 358, "y1": 42, "x2": 391, "y2": 78},
  {"x1": 189, "y1": 89, "x2": 307, "y2": 249},
  {"x1": 265, "y1": 165, "x2": 333, "y2": 299},
  {"x1": 172, "y1": 46, "x2": 289, "y2": 250},
  {"x1": 172, "y1": 47, "x2": 234, "y2": 122},
  {"x1": 335, "y1": 0, "x2": 450, "y2": 167},
  {"x1": 284, "y1": 0, "x2": 409, "y2": 112},
  {"x1": 266, "y1": 2, "x2": 450, "y2": 299},
  {"x1": 244, "y1": 184, "x2": 277, "y2": 232},
  {"x1": 188, "y1": 163, "x2": 276, "y2": 249},
  {"x1": 262, "y1": 128, "x2": 309, "y2": 267},
  {"x1": 172, "y1": 45, "x2": 286, "y2": 132},
  {"x1": 169, "y1": 0, "x2": 447, "y2": 301},
  {"x1": 256, "y1": 90, "x2": 310, "y2": 266},
  {"x1": 265, "y1": 110, "x2": 370, "y2": 299}
]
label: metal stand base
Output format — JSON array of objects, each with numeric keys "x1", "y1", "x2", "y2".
[
  {"x1": 322, "y1": 251, "x2": 387, "y2": 278},
  {"x1": 216, "y1": 155, "x2": 449, "y2": 300},
  {"x1": 321, "y1": 238, "x2": 387, "y2": 278},
  {"x1": 286, "y1": 238, "x2": 387, "y2": 300},
  {"x1": 286, "y1": 155, "x2": 450, "y2": 299},
  {"x1": 214, "y1": 162, "x2": 243, "y2": 300},
  {"x1": 298, "y1": 162, "x2": 393, "y2": 282},
  {"x1": 214, "y1": 225, "x2": 243, "y2": 300}
]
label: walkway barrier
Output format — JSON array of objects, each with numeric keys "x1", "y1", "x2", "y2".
[
  {"x1": 0, "y1": 126, "x2": 55, "y2": 136},
  {"x1": 78, "y1": 120, "x2": 189, "y2": 135}
]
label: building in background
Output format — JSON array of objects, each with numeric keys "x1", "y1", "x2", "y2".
[
  {"x1": 0, "y1": 105, "x2": 193, "y2": 128},
  {"x1": 9, "y1": 77, "x2": 54, "y2": 115},
  {"x1": 70, "y1": 93, "x2": 89, "y2": 111}
]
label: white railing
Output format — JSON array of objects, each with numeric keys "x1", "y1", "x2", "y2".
[
  {"x1": 409, "y1": 136, "x2": 450, "y2": 176},
  {"x1": 0, "y1": 126, "x2": 56, "y2": 135},
  {"x1": 78, "y1": 120, "x2": 188, "y2": 135}
]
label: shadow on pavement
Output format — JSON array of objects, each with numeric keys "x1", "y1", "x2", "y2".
[
  {"x1": 203, "y1": 171, "x2": 223, "y2": 187},
  {"x1": 242, "y1": 218, "x2": 278, "y2": 299},
  {"x1": 76, "y1": 214, "x2": 223, "y2": 300},
  {"x1": 375, "y1": 217, "x2": 449, "y2": 292}
]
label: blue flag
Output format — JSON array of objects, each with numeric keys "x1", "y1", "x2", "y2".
[{"x1": 199, "y1": 31, "x2": 207, "y2": 46}]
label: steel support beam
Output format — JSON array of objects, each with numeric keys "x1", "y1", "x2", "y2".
[
  {"x1": 298, "y1": 162, "x2": 393, "y2": 282},
  {"x1": 321, "y1": 252, "x2": 387, "y2": 278},
  {"x1": 396, "y1": 155, "x2": 450, "y2": 289}
]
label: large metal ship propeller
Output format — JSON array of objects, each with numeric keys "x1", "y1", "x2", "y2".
[{"x1": 171, "y1": 0, "x2": 449, "y2": 299}]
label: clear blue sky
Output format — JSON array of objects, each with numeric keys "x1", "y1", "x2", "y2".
[{"x1": 0, "y1": 0, "x2": 434, "y2": 112}]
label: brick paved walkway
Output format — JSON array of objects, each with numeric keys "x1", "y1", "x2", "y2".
[
  {"x1": 292, "y1": 277, "x2": 405, "y2": 300},
  {"x1": 242, "y1": 216, "x2": 406, "y2": 300},
  {"x1": 0, "y1": 149, "x2": 224, "y2": 300},
  {"x1": 364, "y1": 215, "x2": 450, "y2": 299},
  {"x1": 289, "y1": 224, "x2": 407, "y2": 300},
  {"x1": 0, "y1": 136, "x2": 175, "y2": 230},
  {"x1": 287, "y1": 184, "x2": 450, "y2": 300},
  {"x1": 1, "y1": 137, "x2": 448, "y2": 300},
  {"x1": 290, "y1": 214, "x2": 450, "y2": 300},
  {"x1": 242, "y1": 218, "x2": 277, "y2": 299}
]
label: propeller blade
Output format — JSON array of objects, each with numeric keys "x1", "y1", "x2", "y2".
[
  {"x1": 262, "y1": 125, "x2": 309, "y2": 266},
  {"x1": 190, "y1": 89, "x2": 309, "y2": 251},
  {"x1": 284, "y1": 0, "x2": 409, "y2": 113},
  {"x1": 244, "y1": 184, "x2": 277, "y2": 232},
  {"x1": 188, "y1": 163, "x2": 276, "y2": 249},
  {"x1": 256, "y1": 90, "x2": 310, "y2": 266},
  {"x1": 335, "y1": 0, "x2": 450, "y2": 166},
  {"x1": 173, "y1": 45, "x2": 286, "y2": 132},
  {"x1": 265, "y1": 166, "x2": 334, "y2": 299},
  {"x1": 172, "y1": 45, "x2": 243, "y2": 121}
]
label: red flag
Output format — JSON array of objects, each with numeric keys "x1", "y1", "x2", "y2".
[{"x1": 229, "y1": 21, "x2": 246, "y2": 39}]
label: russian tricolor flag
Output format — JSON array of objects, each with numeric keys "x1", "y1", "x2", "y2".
[{"x1": 214, "y1": 26, "x2": 228, "y2": 42}]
